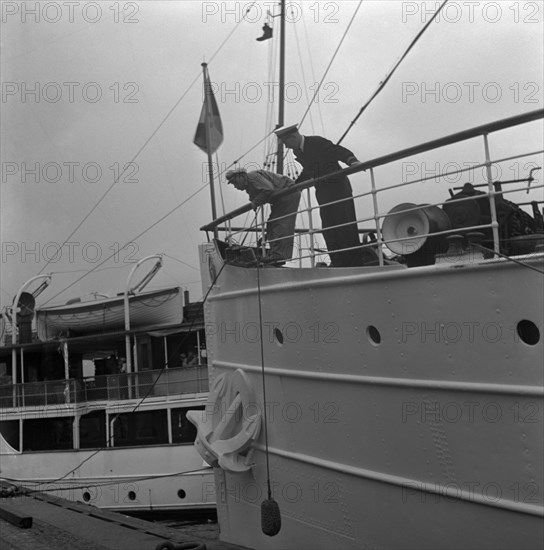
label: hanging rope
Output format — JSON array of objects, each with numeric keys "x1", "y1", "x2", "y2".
[
  {"x1": 337, "y1": 0, "x2": 449, "y2": 144},
  {"x1": 255, "y1": 261, "x2": 282, "y2": 537}
]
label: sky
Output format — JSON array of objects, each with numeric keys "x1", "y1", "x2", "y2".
[{"x1": 1, "y1": 0, "x2": 543, "y2": 310}]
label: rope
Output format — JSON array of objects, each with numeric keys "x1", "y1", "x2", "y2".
[
  {"x1": 1, "y1": 466, "x2": 212, "y2": 496},
  {"x1": 46, "y1": 260, "x2": 227, "y2": 484},
  {"x1": 471, "y1": 243, "x2": 544, "y2": 275},
  {"x1": 299, "y1": 0, "x2": 363, "y2": 129},
  {"x1": 34, "y1": 6, "x2": 255, "y2": 296},
  {"x1": 40, "y1": 185, "x2": 208, "y2": 306},
  {"x1": 255, "y1": 260, "x2": 274, "y2": 502},
  {"x1": 337, "y1": 0, "x2": 449, "y2": 144}
]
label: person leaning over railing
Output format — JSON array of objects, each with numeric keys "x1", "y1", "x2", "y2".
[
  {"x1": 275, "y1": 124, "x2": 365, "y2": 267},
  {"x1": 226, "y1": 167, "x2": 301, "y2": 265}
]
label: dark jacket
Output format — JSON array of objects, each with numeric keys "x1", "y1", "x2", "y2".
[{"x1": 294, "y1": 136, "x2": 358, "y2": 204}]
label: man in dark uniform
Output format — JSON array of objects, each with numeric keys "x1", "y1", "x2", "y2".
[{"x1": 275, "y1": 124, "x2": 365, "y2": 267}]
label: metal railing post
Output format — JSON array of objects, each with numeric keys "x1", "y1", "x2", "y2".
[
  {"x1": 483, "y1": 133, "x2": 501, "y2": 254},
  {"x1": 259, "y1": 208, "x2": 266, "y2": 257},
  {"x1": 306, "y1": 189, "x2": 315, "y2": 267},
  {"x1": 124, "y1": 254, "x2": 163, "y2": 399},
  {"x1": 369, "y1": 168, "x2": 384, "y2": 266}
]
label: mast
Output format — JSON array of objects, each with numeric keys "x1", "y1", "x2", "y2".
[{"x1": 276, "y1": 0, "x2": 286, "y2": 174}]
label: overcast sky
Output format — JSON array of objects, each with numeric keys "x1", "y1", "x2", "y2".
[{"x1": 1, "y1": 0, "x2": 543, "y2": 308}]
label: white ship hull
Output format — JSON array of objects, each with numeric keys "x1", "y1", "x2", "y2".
[
  {"x1": 1, "y1": 292, "x2": 214, "y2": 514},
  {"x1": 198, "y1": 253, "x2": 543, "y2": 550},
  {"x1": 0, "y1": 443, "x2": 213, "y2": 512}
]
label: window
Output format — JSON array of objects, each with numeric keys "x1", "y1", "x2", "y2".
[
  {"x1": 79, "y1": 410, "x2": 106, "y2": 449},
  {"x1": 0, "y1": 420, "x2": 19, "y2": 451},
  {"x1": 112, "y1": 409, "x2": 168, "y2": 447},
  {"x1": 172, "y1": 406, "x2": 204, "y2": 444},
  {"x1": 23, "y1": 417, "x2": 73, "y2": 451}
]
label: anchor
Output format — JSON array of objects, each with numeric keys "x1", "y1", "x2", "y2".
[{"x1": 187, "y1": 369, "x2": 261, "y2": 473}]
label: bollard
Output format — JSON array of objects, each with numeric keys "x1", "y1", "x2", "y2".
[{"x1": 0, "y1": 504, "x2": 33, "y2": 529}]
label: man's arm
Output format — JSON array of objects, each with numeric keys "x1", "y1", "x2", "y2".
[
  {"x1": 313, "y1": 136, "x2": 360, "y2": 166},
  {"x1": 250, "y1": 190, "x2": 274, "y2": 208},
  {"x1": 247, "y1": 171, "x2": 276, "y2": 208}
]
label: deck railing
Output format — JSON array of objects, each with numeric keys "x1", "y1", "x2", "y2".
[
  {"x1": 0, "y1": 366, "x2": 209, "y2": 409},
  {"x1": 201, "y1": 109, "x2": 544, "y2": 266}
]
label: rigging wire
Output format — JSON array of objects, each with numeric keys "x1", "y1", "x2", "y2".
[
  {"x1": 40, "y1": 184, "x2": 208, "y2": 306},
  {"x1": 162, "y1": 253, "x2": 200, "y2": 271},
  {"x1": 40, "y1": 264, "x2": 132, "y2": 276},
  {"x1": 35, "y1": 80, "x2": 202, "y2": 279},
  {"x1": 471, "y1": 244, "x2": 544, "y2": 275},
  {"x1": 262, "y1": 20, "x2": 280, "y2": 171},
  {"x1": 292, "y1": 4, "x2": 316, "y2": 133},
  {"x1": 40, "y1": 122, "x2": 275, "y2": 305},
  {"x1": 298, "y1": 0, "x2": 363, "y2": 129},
  {"x1": 33, "y1": 3, "x2": 257, "y2": 282},
  {"x1": 46, "y1": 259, "x2": 228, "y2": 484},
  {"x1": 301, "y1": 6, "x2": 325, "y2": 134},
  {"x1": 3, "y1": 466, "x2": 213, "y2": 496},
  {"x1": 291, "y1": 4, "x2": 321, "y2": 258},
  {"x1": 41, "y1": 134, "x2": 276, "y2": 305},
  {"x1": 337, "y1": 0, "x2": 449, "y2": 144},
  {"x1": 232, "y1": 131, "x2": 277, "y2": 167}
]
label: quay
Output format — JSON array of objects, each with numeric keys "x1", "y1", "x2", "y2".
[{"x1": 0, "y1": 490, "x2": 247, "y2": 550}]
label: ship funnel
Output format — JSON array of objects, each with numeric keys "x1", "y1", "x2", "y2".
[{"x1": 382, "y1": 203, "x2": 451, "y2": 256}]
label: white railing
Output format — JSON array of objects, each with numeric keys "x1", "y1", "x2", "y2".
[
  {"x1": 202, "y1": 109, "x2": 544, "y2": 266},
  {"x1": 0, "y1": 366, "x2": 209, "y2": 409}
]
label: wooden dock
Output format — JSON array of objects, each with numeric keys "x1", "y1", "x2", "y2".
[{"x1": 0, "y1": 492, "x2": 247, "y2": 550}]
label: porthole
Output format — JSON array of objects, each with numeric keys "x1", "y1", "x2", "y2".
[
  {"x1": 127, "y1": 491, "x2": 137, "y2": 501},
  {"x1": 177, "y1": 489, "x2": 186, "y2": 499},
  {"x1": 82, "y1": 491, "x2": 91, "y2": 502},
  {"x1": 516, "y1": 320, "x2": 540, "y2": 346},
  {"x1": 274, "y1": 328, "x2": 284, "y2": 345},
  {"x1": 367, "y1": 325, "x2": 381, "y2": 345}
]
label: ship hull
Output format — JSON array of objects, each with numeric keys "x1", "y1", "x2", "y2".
[
  {"x1": 201, "y1": 251, "x2": 544, "y2": 549},
  {"x1": 0, "y1": 443, "x2": 214, "y2": 512},
  {"x1": 1, "y1": 295, "x2": 214, "y2": 515}
]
